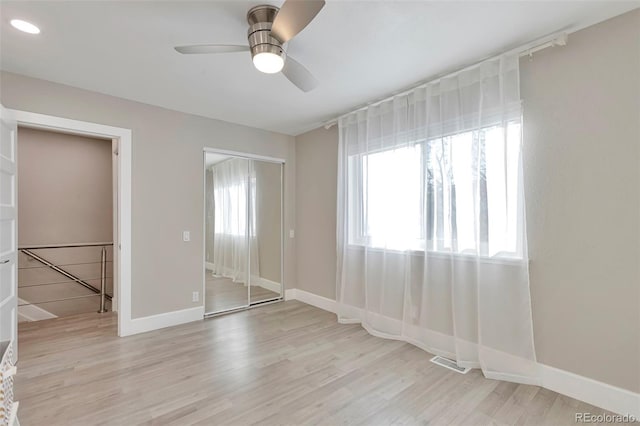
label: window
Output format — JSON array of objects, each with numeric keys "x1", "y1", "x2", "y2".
[
  {"x1": 348, "y1": 122, "x2": 523, "y2": 258},
  {"x1": 213, "y1": 178, "x2": 257, "y2": 237}
]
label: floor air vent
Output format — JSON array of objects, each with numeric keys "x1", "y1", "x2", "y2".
[{"x1": 430, "y1": 356, "x2": 471, "y2": 374}]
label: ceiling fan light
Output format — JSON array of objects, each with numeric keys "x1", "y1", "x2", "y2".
[{"x1": 253, "y1": 52, "x2": 284, "y2": 74}]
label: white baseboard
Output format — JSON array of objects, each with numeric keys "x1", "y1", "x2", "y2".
[
  {"x1": 206, "y1": 266, "x2": 281, "y2": 295},
  {"x1": 284, "y1": 288, "x2": 296, "y2": 300},
  {"x1": 540, "y1": 363, "x2": 640, "y2": 418},
  {"x1": 255, "y1": 278, "x2": 281, "y2": 293},
  {"x1": 287, "y1": 288, "x2": 640, "y2": 418},
  {"x1": 120, "y1": 306, "x2": 203, "y2": 337},
  {"x1": 287, "y1": 289, "x2": 337, "y2": 313}
]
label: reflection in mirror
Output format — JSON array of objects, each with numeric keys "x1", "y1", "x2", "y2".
[
  {"x1": 204, "y1": 153, "x2": 283, "y2": 315},
  {"x1": 205, "y1": 155, "x2": 251, "y2": 313},
  {"x1": 250, "y1": 160, "x2": 282, "y2": 304}
]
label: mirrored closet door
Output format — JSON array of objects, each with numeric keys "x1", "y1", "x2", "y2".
[{"x1": 204, "y1": 152, "x2": 283, "y2": 315}]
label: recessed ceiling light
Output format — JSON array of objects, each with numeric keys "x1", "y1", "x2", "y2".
[{"x1": 10, "y1": 19, "x2": 40, "y2": 34}]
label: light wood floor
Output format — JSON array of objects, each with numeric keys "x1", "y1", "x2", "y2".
[
  {"x1": 16, "y1": 301, "x2": 614, "y2": 426},
  {"x1": 18, "y1": 295, "x2": 112, "y2": 320}
]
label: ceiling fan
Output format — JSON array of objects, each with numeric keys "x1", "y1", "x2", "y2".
[{"x1": 175, "y1": 0, "x2": 325, "y2": 92}]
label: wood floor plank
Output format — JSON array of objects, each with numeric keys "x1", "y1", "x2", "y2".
[{"x1": 15, "y1": 301, "x2": 617, "y2": 425}]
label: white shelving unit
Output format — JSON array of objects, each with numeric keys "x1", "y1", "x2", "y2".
[{"x1": 1, "y1": 341, "x2": 18, "y2": 426}]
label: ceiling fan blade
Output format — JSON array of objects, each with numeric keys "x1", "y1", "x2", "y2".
[
  {"x1": 282, "y1": 56, "x2": 318, "y2": 92},
  {"x1": 270, "y1": 0, "x2": 325, "y2": 43},
  {"x1": 174, "y1": 44, "x2": 250, "y2": 54}
]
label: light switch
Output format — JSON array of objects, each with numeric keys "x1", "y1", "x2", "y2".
[
  {"x1": 289, "y1": 229, "x2": 295, "y2": 238},
  {"x1": 183, "y1": 231, "x2": 190, "y2": 242}
]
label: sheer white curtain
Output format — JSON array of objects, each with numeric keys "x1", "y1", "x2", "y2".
[
  {"x1": 336, "y1": 55, "x2": 539, "y2": 384},
  {"x1": 211, "y1": 158, "x2": 259, "y2": 284}
]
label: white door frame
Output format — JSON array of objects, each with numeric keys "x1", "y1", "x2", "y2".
[
  {"x1": 1, "y1": 105, "x2": 18, "y2": 361},
  {"x1": 10, "y1": 109, "x2": 133, "y2": 337}
]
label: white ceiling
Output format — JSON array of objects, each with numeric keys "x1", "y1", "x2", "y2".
[{"x1": 1, "y1": 1, "x2": 637, "y2": 135}]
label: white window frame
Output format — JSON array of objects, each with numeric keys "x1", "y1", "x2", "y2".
[{"x1": 347, "y1": 121, "x2": 525, "y2": 262}]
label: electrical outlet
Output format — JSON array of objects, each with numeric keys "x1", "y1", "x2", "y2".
[
  {"x1": 192, "y1": 291, "x2": 199, "y2": 302},
  {"x1": 289, "y1": 229, "x2": 295, "y2": 238},
  {"x1": 183, "y1": 231, "x2": 190, "y2": 242}
]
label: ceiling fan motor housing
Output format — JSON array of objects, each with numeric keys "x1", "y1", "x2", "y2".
[{"x1": 247, "y1": 5, "x2": 285, "y2": 61}]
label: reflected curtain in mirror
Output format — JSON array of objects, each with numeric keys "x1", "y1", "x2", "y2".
[{"x1": 210, "y1": 158, "x2": 259, "y2": 284}]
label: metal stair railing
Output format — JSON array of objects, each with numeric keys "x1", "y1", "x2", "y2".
[{"x1": 18, "y1": 242, "x2": 113, "y2": 314}]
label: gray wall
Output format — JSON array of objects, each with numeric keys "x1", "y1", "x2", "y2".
[
  {"x1": 18, "y1": 127, "x2": 113, "y2": 245},
  {"x1": 521, "y1": 9, "x2": 639, "y2": 393},
  {"x1": 293, "y1": 10, "x2": 640, "y2": 392},
  {"x1": 295, "y1": 126, "x2": 338, "y2": 300},
  {"x1": 0, "y1": 71, "x2": 296, "y2": 319}
]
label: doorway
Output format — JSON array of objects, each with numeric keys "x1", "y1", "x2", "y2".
[
  {"x1": 0, "y1": 107, "x2": 133, "y2": 349},
  {"x1": 203, "y1": 149, "x2": 284, "y2": 316},
  {"x1": 16, "y1": 127, "x2": 116, "y2": 320}
]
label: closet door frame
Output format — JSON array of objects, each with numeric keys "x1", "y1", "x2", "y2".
[{"x1": 202, "y1": 148, "x2": 285, "y2": 318}]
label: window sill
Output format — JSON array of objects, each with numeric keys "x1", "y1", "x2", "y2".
[{"x1": 345, "y1": 244, "x2": 528, "y2": 267}]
